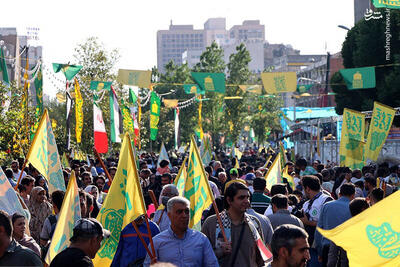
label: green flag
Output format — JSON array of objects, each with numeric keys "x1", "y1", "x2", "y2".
[
  {"x1": 183, "y1": 84, "x2": 205, "y2": 95},
  {"x1": 89, "y1": 81, "x2": 112, "y2": 91},
  {"x1": 30, "y1": 66, "x2": 43, "y2": 140},
  {"x1": 150, "y1": 91, "x2": 160, "y2": 141},
  {"x1": 339, "y1": 67, "x2": 376, "y2": 90},
  {"x1": 191, "y1": 72, "x2": 226, "y2": 94},
  {"x1": 372, "y1": 0, "x2": 400, "y2": 9},
  {"x1": 52, "y1": 63, "x2": 82, "y2": 80},
  {"x1": 0, "y1": 47, "x2": 9, "y2": 84},
  {"x1": 297, "y1": 84, "x2": 313, "y2": 93},
  {"x1": 129, "y1": 88, "x2": 137, "y2": 104}
]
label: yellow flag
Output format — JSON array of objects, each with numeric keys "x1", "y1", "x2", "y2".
[
  {"x1": 260, "y1": 72, "x2": 297, "y2": 94},
  {"x1": 234, "y1": 147, "x2": 242, "y2": 160},
  {"x1": 26, "y1": 109, "x2": 66, "y2": 193},
  {"x1": 264, "y1": 154, "x2": 281, "y2": 191},
  {"x1": 365, "y1": 102, "x2": 395, "y2": 161},
  {"x1": 163, "y1": 99, "x2": 179, "y2": 108},
  {"x1": 318, "y1": 191, "x2": 400, "y2": 267},
  {"x1": 339, "y1": 108, "x2": 365, "y2": 169},
  {"x1": 184, "y1": 136, "x2": 214, "y2": 230},
  {"x1": 198, "y1": 95, "x2": 204, "y2": 139},
  {"x1": 117, "y1": 69, "x2": 152, "y2": 88},
  {"x1": 45, "y1": 171, "x2": 81, "y2": 264},
  {"x1": 93, "y1": 133, "x2": 146, "y2": 267},
  {"x1": 61, "y1": 153, "x2": 70, "y2": 168},
  {"x1": 74, "y1": 78, "x2": 83, "y2": 143},
  {"x1": 174, "y1": 157, "x2": 188, "y2": 196},
  {"x1": 282, "y1": 165, "x2": 295, "y2": 190}
]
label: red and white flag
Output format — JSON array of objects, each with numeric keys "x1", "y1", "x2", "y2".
[{"x1": 93, "y1": 103, "x2": 108, "y2": 153}]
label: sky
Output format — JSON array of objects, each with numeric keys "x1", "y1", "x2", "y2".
[{"x1": 3, "y1": 0, "x2": 355, "y2": 96}]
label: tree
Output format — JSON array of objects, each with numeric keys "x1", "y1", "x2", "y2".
[
  {"x1": 68, "y1": 37, "x2": 120, "y2": 154},
  {"x1": 193, "y1": 41, "x2": 226, "y2": 148},
  {"x1": 0, "y1": 82, "x2": 35, "y2": 164},
  {"x1": 225, "y1": 43, "x2": 251, "y2": 144},
  {"x1": 332, "y1": 9, "x2": 400, "y2": 115}
]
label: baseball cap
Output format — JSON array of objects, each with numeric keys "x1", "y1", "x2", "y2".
[
  {"x1": 245, "y1": 173, "x2": 256, "y2": 181},
  {"x1": 70, "y1": 218, "x2": 111, "y2": 241}
]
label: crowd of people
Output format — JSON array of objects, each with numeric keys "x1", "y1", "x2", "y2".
[{"x1": 0, "y1": 145, "x2": 399, "y2": 267}]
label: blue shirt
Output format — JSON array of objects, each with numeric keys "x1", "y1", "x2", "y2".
[
  {"x1": 315, "y1": 196, "x2": 352, "y2": 255},
  {"x1": 112, "y1": 221, "x2": 160, "y2": 267},
  {"x1": 144, "y1": 227, "x2": 219, "y2": 267}
]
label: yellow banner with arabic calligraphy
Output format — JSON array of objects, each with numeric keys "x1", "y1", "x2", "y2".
[
  {"x1": 260, "y1": 72, "x2": 297, "y2": 94},
  {"x1": 339, "y1": 108, "x2": 365, "y2": 169},
  {"x1": 74, "y1": 79, "x2": 83, "y2": 143},
  {"x1": 365, "y1": 102, "x2": 395, "y2": 161}
]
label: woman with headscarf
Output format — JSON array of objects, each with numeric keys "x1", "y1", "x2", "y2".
[
  {"x1": 84, "y1": 185, "x2": 102, "y2": 218},
  {"x1": 27, "y1": 186, "x2": 52, "y2": 243}
]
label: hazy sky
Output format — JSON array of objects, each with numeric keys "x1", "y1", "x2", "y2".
[{"x1": 3, "y1": 0, "x2": 354, "y2": 96}]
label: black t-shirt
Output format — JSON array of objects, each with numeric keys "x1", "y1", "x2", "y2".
[{"x1": 50, "y1": 247, "x2": 93, "y2": 267}]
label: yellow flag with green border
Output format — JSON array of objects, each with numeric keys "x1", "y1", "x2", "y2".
[
  {"x1": 61, "y1": 153, "x2": 70, "y2": 168},
  {"x1": 264, "y1": 155, "x2": 281, "y2": 191},
  {"x1": 339, "y1": 108, "x2": 366, "y2": 169},
  {"x1": 25, "y1": 109, "x2": 66, "y2": 193},
  {"x1": 261, "y1": 72, "x2": 297, "y2": 94},
  {"x1": 365, "y1": 102, "x2": 395, "y2": 161},
  {"x1": 174, "y1": 157, "x2": 188, "y2": 196},
  {"x1": 45, "y1": 171, "x2": 81, "y2": 264},
  {"x1": 93, "y1": 133, "x2": 146, "y2": 266},
  {"x1": 318, "y1": 190, "x2": 400, "y2": 267},
  {"x1": 184, "y1": 136, "x2": 214, "y2": 230}
]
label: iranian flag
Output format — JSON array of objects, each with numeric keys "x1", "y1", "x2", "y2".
[
  {"x1": 93, "y1": 103, "x2": 108, "y2": 153},
  {"x1": 109, "y1": 86, "x2": 123, "y2": 143}
]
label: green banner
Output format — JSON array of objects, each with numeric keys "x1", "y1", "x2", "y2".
[
  {"x1": 150, "y1": 91, "x2": 160, "y2": 141},
  {"x1": 191, "y1": 72, "x2": 226, "y2": 94},
  {"x1": 0, "y1": 47, "x2": 9, "y2": 84},
  {"x1": 31, "y1": 66, "x2": 43, "y2": 140},
  {"x1": 372, "y1": 0, "x2": 400, "y2": 9},
  {"x1": 339, "y1": 67, "x2": 376, "y2": 90},
  {"x1": 129, "y1": 88, "x2": 137, "y2": 104},
  {"x1": 183, "y1": 84, "x2": 205, "y2": 95},
  {"x1": 52, "y1": 63, "x2": 82, "y2": 81},
  {"x1": 90, "y1": 81, "x2": 112, "y2": 91}
]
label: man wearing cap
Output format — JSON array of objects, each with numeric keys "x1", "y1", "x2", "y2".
[
  {"x1": 50, "y1": 218, "x2": 110, "y2": 267},
  {"x1": 245, "y1": 173, "x2": 255, "y2": 193}
]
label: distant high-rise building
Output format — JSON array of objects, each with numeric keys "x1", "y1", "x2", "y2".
[
  {"x1": 157, "y1": 18, "x2": 267, "y2": 73},
  {"x1": 0, "y1": 27, "x2": 42, "y2": 105},
  {"x1": 157, "y1": 23, "x2": 206, "y2": 73}
]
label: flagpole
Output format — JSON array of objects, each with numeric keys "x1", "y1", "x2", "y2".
[
  {"x1": 131, "y1": 220, "x2": 156, "y2": 263},
  {"x1": 144, "y1": 214, "x2": 156, "y2": 261},
  {"x1": 93, "y1": 147, "x2": 113, "y2": 187},
  {"x1": 148, "y1": 190, "x2": 159, "y2": 209},
  {"x1": 14, "y1": 158, "x2": 28, "y2": 190}
]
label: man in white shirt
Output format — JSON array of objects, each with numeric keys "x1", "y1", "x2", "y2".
[{"x1": 11, "y1": 160, "x2": 26, "y2": 181}]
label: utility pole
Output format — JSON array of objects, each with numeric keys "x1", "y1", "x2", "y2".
[{"x1": 323, "y1": 52, "x2": 331, "y2": 107}]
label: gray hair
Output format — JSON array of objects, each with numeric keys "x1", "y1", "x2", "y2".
[
  {"x1": 213, "y1": 161, "x2": 221, "y2": 168},
  {"x1": 167, "y1": 196, "x2": 190, "y2": 213},
  {"x1": 160, "y1": 184, "x2": 179, "y2": 197}
]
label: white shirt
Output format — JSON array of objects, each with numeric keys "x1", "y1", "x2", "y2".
[
  {"x1": 13, "y1": 170, "x2": 26, "y2": 181},
  {"x1": 208, "y1": 181, "x2": 220, "y2": 198}
]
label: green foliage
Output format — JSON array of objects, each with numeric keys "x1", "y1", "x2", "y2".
[
  {"x1": 225, "y1": 43, "x2": 251, "y2": 144},
  {"x1": 0, "y1": 82, "x2": 35, "y2": 164},
  {"x1": 332, "y1": 9, "x2": 400, "y2": 115}
]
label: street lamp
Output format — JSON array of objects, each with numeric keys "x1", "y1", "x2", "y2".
[{"x1": 338, "y1": 25, "x2": 351, "y2": 31}]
